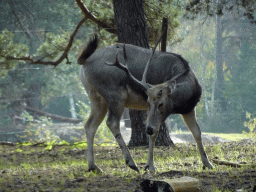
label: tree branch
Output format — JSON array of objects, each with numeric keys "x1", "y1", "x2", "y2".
[
  {"x1": 6, "y1": 17, "x2": 86, "y2": 66},
  {"x1": 75, "y1": 0, "x2": 117, "y2": 34}
]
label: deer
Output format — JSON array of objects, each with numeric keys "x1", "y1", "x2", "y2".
[{"x1": 77, "y1": 34, "x2": 214, "y2": 173}]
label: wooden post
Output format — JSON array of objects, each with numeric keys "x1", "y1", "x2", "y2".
[{"x1": 161, "y1": 17, "x2": 168, "y2": 52}]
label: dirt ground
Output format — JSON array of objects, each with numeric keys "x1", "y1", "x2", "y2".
[{"x1": 0, "y1": 133, "x2": 255, "y2": 191}]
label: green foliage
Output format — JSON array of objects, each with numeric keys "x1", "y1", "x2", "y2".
[
  {"x1": 13, "y1": 148, "x2": 23, "y2": 153},
  {"x1": 73, "y1": 141, "x2": 88, "y2": 149},
  {"x1": 83, "y1": 0, "x2": 117, "y2": 47},
  {"x1": 144, "y1": 0, "x2": 181, "y2": 44},
  {"x1": 0, "y1": 29, "x2": 29, "y2": 77},
  {"x1": 243, "y1": 112, "x2": 256, "y2": 139},
  {"x1": 22, "y1": 113, "x2": 60, "y2": 143},
  {"x1": 85, "y1": 0, "x2": 114, "y2": 25},
  {"x1": 172, "y1": 11, "x2": 256, "y2": 133},
  {"x1": 21, "y1": 111, "x2": 34, "y2": 122},
  {"x1": 83, "y1": 0, "x2": 181, "y2": 46},
  {"x1": 36, "y1": 32, "x2": 70, "y2": 59},
  {"x1": 76, "y1": 100, "x2": 91, "y2": 122},
  {"x1": 59, "y1": 140, "x2": 70, "y2": 146},
  {"x1": 0, "y1": 0, "x2": 87, "y2": 125}
]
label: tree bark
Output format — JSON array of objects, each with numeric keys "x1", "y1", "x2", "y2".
[{"x1": 112, "y1": 0, "x2": 175, "y2": 147}]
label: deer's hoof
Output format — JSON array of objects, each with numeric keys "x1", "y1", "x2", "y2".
[
  {"x1": 126, "y1": 159, "x2": 140, "y2": 172},
  {"x1": 89, "y1": 165, "x2": 103, "y2": 174},
  {"x1": 203, "y1": 162, "x2": 214, "y2": 170},
  {"x1": 144, "y1": 164, "x2": 157, "y2": 173},
  {"x1": 129, "y1": 164, "x2": 140, "y2": 172}
]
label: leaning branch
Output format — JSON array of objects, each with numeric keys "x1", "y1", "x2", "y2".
[
  {"x1": 6, "y1": 17, "x2": 87, "y2": 66},
  {"x1": 75, "y1": 0, "x2": 117, "y2": 34}
]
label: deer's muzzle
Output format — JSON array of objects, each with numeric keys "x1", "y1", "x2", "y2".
[{"x1": 146, "y1": 126, "x2": 154, "y2": 135}]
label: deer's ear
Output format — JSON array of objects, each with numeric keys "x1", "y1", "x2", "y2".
[{"x1": 167, "y1": 80, "x2": 176, "y2": 93}]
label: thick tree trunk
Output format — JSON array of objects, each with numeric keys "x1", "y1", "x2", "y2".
[
  {"x1": 113, "y1": 0, "x2": 174, "y2": 148},
  {"x1": 113, "y1": 0, "x2": 149, "y2": 48}
]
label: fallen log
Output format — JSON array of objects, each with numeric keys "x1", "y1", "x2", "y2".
[
  {"x1": 213, "y1": 159, "x2": 256, "y2": 169},
  {"x1": 135, "y1": 176, "x2": 201, "y2": 192},
  {"x1": 24, "y1": 106, "x2": 83, "y2": 123},
  {"x1": 212, "y1": 159, "x2": 241, "y2": 167}
]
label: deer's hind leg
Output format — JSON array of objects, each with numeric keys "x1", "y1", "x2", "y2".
[{"x1": 85, "y1": 89, "x2": 108, "y2": 173}]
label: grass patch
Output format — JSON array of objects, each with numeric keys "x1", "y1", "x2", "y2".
[
  {"x1": 0, "y1": 136, "x2": 255, "y2": 191},
  {"x1": 205, "y1": 132, "x2": 251, "y2": 141},
  {"x1": 173, "y1": 131, "x2": 252, "y2": 141}
]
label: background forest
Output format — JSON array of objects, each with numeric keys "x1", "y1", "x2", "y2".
[{"x1": 0, "y1": 0, "x2": 255, "y2": 140}]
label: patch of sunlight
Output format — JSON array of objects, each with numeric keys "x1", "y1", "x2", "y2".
[{"x1": 204, "y1": 132, "x2": 248, "y2": 141}]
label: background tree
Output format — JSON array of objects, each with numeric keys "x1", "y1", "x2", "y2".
[
  {"x1": 173, "y1": 0, "x2": 256, "y2": 132},
  {"x1": 0, "y1": 0, "x2": 87, "y2": 127},
  {"x1": 112, "y1": 0, "x2": 181, "y2": 147}
]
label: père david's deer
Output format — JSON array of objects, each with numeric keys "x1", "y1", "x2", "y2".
[{"x1": 78, "y1": 35, "x2": 213, "y2": 173}]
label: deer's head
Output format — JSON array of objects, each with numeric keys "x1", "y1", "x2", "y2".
[{"x1": 105, "y1": 42, "x2": 189, "y2": 136}]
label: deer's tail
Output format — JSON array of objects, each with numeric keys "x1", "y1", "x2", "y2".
[{"x1": 77, "y1": 34, "x2": 98, "y2": 65}]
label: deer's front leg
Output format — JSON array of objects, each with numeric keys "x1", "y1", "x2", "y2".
[
  {"x1": 107, "y1": 108, "x2": 139, "y2": 172},
  {"x1": 145, "y1": 131, "x2": 159, "y2": 173},
  {"x1": 182, "y1": 110, "x2": 214, "y2": 169}
]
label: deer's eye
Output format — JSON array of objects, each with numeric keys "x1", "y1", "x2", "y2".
[
  {"x1": 157, "y1": 90, "x2": 162, "y2": 97},
  {"x1": 158, "y1": 103, "x2": 163, "y2": 109}
]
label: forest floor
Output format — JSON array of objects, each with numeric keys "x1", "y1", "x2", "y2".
[{"x1": 0, "y1": 136, "x2": 255, "y2": 192}]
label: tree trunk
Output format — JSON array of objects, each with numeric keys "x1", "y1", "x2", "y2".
[
  {"x1": 69, "y1": 93, "x2": 77, "y2": 119},
  {"x1": 214, "y1": 0, "x2": 227, "y2": 112},
  {"x1": 113, "y1": 0, "x2": 174, "y2": 148},
  {"x1": 23, "y1": 82, "x2": 43, "y2": 119},
  {"x1": 198, "y1": 14, "x2": 209, "y2": 117}
]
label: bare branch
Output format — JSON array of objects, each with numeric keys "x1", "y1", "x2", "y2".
[
  {"x1": 75, "y1": 0, "x2": 117, "y2": 34},
  {"x1": 6, "y1": 17, "x2": 86, "y2": 66}
]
